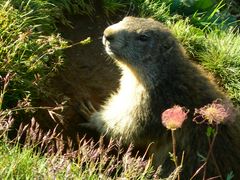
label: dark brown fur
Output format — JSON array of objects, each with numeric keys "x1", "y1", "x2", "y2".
[{"x1": 85, "y1": 17, "x2": 240, "y2": 179}]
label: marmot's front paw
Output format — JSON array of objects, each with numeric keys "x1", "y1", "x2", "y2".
[
  {"x1": 78, "y1": 100, "x2": 99, "y2": 130},
  {"x1": 80, "y1": 121, "x2": 98, "y2": 130}
]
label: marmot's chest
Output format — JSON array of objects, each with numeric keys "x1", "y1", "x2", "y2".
[{"x1": 101, "y1": 79, "x2": 151, "y2": 139}]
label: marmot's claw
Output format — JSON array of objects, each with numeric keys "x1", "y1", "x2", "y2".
[
  {"x1": 86, "y1": 100, "x2": 97, "y2": 113},
  {"x1": 79, "y1": 100, "x2": 97, "y2": 120}
]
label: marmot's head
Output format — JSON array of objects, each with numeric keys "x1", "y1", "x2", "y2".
[{"x1": 102, "y1": 17, "x2": 181, "y2": 71}]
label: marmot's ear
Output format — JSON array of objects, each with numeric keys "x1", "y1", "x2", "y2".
[
  {"x1": 162, "y1": 36, "x2": 175, "y2": 51},
  {"x1": 147, "y1": 17, "x2": 155, "y2": 21}
]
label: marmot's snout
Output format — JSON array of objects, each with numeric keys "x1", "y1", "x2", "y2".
[
  {"x1": 103, "y1": 32, "x2": 114, "y2": 43},
  {"x1": 102, "y1": 32, "x2": 114, "y2": 47},
  {"x1": 102, "y1": 26, "x2": 115, "y2": 56},
  {"x1": 102, "y1": 25, "x2": 117, "y2": 46},
  {"x1": 102, "y1": 23, "x2": 125, "y2": 59}
]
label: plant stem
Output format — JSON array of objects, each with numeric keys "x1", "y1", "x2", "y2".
[
  {"x1": 171, "y1": 129, "x2": 180, "y2": 180},
  {"x1": 210, "y1": 147, "x2": 223, "y2": 180},
  {"x1": 190, "y1": 162, "x2": 207, "y2": 180},
  {"x1": 202, "y1": 125, "x2": 219, "y2": 180},
  {"x1": 0, "y1": 73, "x2": 11, "y2": 110}
]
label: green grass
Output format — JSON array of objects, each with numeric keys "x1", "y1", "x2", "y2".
[
  {"x1": 0, "y1": 122, "x2": 160, "y2": 179},
  {"x1": 199, "y1": 29, "x2": 240, "y2": 104},
  {"x1": 0, "y1": 141, "x2": 48, "y2": 179},
  {"x1": 103, "y1": 0, "x2": 127, "y2": 17},
  {"x1": 166, "y1": 18, "x2": 240, "y2": 105},
  {"x1": 167, "y1": 18, "x2": 206, "y2": 57},
  {"x1": 49, "y1": 0, "x2": 95, "y2": 17},
  {"x1": 0, "y1": 0, "x2": 67, "y2": 110},
  {"x1": 130, "y1": 0, "x2": 172, "y2": 22}
]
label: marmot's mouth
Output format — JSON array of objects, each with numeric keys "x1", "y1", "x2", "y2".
[
  {"x1": 103, "y1": 35, "x2": 122, "y2": 60},
  {"x1": 105, "y1": 45, "x2": 114, "y2": 56}
]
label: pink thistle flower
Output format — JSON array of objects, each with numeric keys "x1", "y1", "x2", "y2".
[
  {"x1": 161, "y1": 105, "x2": 189, "y2": 130},
  {"x1": 194, "y1": 99, "x2": 231, "y2": 125}
]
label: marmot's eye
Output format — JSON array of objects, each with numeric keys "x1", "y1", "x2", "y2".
[{"x1": 137, "y1": 34, "x2": 149, "y2": 42}]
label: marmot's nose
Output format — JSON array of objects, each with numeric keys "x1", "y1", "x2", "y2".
[
  {"x1": 105, "y1": 34, "x2": 114, "y2": 42},
  {"x1": 104, "y1": 33, "x2": 115, "y2": 43},
  {"x1": 103, "y1": 26, "x2": 116, "y2": 43}
]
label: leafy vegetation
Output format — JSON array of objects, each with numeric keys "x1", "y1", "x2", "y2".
[
  {"x1": 0, "y1": 0, "x2": 67, "y2": 110},
  {"x1": 130, "y1": 0, "x2": 239, "y2": 29},
  {"x1": 103, "y1": 0, "x2": 127, "y2": 17},
  {"x1": 0, "y1": 0, "x2": 239, "y2": 179}
]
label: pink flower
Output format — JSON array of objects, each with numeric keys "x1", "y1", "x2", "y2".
[
  {"x1": 161, "y1": 105, "x2": 189, "y2": 130},
  {"x1": 194, "y1": 99, "x2": 231, "y2": 125}
]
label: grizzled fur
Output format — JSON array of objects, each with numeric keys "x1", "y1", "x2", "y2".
[{"x1": 86, "y1": 17, "x2": 240, "y2": 179}]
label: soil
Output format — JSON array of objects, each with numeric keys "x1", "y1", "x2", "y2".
[{"x1": 37, "y1": 15, "x2": 121, "y2": 140}]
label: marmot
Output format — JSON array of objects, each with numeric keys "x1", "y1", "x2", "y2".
[{"x1": 84, "y1": 17, "x2": 240, "y2": 179}]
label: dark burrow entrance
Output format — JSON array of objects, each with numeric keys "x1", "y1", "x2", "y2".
[{"x1": 36, "y1": 15, "x2": 122, "y2": 142}]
